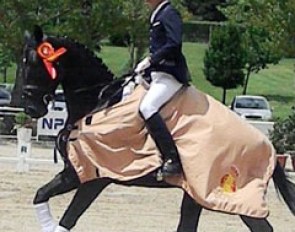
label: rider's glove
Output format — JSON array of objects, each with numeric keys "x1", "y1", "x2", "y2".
[{"x1": 134, "y1": 57, "x2": 151, "y2": 74}]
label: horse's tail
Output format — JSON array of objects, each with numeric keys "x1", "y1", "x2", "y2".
[{"x1": 272, "y1": 161, "x2": 295, "y2": 215}]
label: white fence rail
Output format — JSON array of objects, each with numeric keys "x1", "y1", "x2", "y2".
[
  {"x1": 0, "y1": 106, "x2": 24, "y2": 117},
  {"x1": 0, "y1": 143, "x2": 62, "y2": 172},
  {"x1": 0, "y1": 137, "x2": 62, "y2": 172},
  {"x1": 0, "y1": 106, "x2": 67, "y2": 140}
]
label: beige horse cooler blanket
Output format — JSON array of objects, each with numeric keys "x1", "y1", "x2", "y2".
[{"x1": 68, "y1": 85, "x2": 276, "y2": 218}]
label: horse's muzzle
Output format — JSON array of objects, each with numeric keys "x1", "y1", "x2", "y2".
[{"x1": 25, "y1": 105, "x2": 47, "y2": 118}]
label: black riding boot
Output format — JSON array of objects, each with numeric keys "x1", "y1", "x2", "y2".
[{"x1": 145, "y1": 112, "x2": 182, "y2": 177}]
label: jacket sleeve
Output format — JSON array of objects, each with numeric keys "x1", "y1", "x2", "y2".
[{"x1": 150, "y1": 9, "x2": 183, "y2": 65}]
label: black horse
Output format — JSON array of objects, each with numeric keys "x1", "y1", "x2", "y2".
[{"x1": 20, "y1": 26, "x2": 295, "y2": 232}]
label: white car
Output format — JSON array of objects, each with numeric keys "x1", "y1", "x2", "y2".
[
  {"x1": 230, "y1": 95, "x2": 272, "y2": 121},
  {"x1": 0, "y1": 83, "x2": 14, "y2": 92}
]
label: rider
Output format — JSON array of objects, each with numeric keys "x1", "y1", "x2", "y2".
[{"x1": 135, "y1": 0, "x2": 190, "y2": 177}]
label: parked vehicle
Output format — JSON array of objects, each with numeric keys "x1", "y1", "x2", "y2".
[
  {"x1": 0, "y1": 88, "x2": 11, "y2": 106},
  {"x1": 230, "y1": 95, "x2": 272, "y2": 121},
  {"x1": 0, "y1": 83, "x2": 14, "y2": 93}
]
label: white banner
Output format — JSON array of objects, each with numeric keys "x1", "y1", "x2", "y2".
[{"x1": 37, "y1": 110, "x2": 67, "y2": 137}]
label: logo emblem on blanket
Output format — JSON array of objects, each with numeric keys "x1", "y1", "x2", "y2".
[{"x1": 220, "y1": 165, "x2": 240, "y2": 193}]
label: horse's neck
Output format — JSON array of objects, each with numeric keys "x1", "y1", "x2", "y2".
[
  {"x1": 62, "y1": 77, "x2": 127, "y2": 125},
  {"x1": 61, "y1": 81, "x2": 100, "y2": 125},
  {"x1": 53, "y1": 39, "x2": 116, "y2": 125},
  {"x1": 60, "y1": 65, "x2": 114, "y2": 125}
]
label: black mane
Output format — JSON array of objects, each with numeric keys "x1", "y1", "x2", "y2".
[
  {"x1": 47, "y1": 36, "x2": 115, "y2": 82},
  {"x1": 45, "y1": 36, "x2": 117, "y2": 124}
]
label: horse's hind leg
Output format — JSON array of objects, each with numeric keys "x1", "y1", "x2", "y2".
[
  {"x1": 240, "y1": 215, "x2": 273, "y2": 232},
  {"x1": 33, "y1": 165, "x2": 80, "y2": 232},
  {"x1": 57, "y1": 178, "x2": 111, "y2": 231},
  {"x1": 177, "y1": 192, "x2": 202, "y2": 232}
]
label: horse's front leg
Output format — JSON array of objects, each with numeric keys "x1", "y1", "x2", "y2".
[
  {"x1": 177, "y1": 192, "x2": 203, "y2": 232},
  {"x1": 240, "y1": 215, "x2": 273, "y2": 232},
  {"x1": 34, "y1": 164, "x2": 80, "y2": 232},
  {"x1": 55, "y1": 178, "x2": 111, "y2": 232}
]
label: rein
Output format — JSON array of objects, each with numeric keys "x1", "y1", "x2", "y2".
[
  {"x1": 97, "y1": 72, "x2": 136, "y2": 106},
  {"x1": 73, "y1": 82, "x2": 107, "y2": 94},
  {"x1": 72, "y1": 70, "x2": 135, "y2": 96}
]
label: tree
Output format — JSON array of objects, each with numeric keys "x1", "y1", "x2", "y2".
[
  {"x1": 223, "y1": 0, "x2": 294, "y2": 94},
  {"x1": 242, "y1": 26, "x2": 280, "y2": 94},
  {"x1": 224, "y1": 0, "x2": 295, "y2": 57},
  {"x1": 182, "y1": 0, "x2": 235, "y2": 21},
  {"x1": 279, "y1": 0, "x2": 295, "y2": 57},
  {"x1": 204, "y1": 24, "x2": 245, "y2": 103},
  {"x1": 0, "y1": 44, "x2": 12, "y2": 83},
  {"x1": 58, "y1": 0, "x2": 125, "y2": 51},
  {"x1": 0, "y1": 0, "x2": 124, "y2": 106},
  {"x1": 112, "y1": 0, "x2": 149, "y2": 71},
  {"x1": 0, "y1": 0, "x2": 45, "y2": 107}
]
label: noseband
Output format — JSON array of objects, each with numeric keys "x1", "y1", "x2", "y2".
[{"x1": 23, "y1": 84, "x2": 54, "y2": 104}]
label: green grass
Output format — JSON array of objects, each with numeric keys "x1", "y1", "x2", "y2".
[
  {"x1": 99, "y1": 46, "x2": 131, "y2": 75},
  {"x1": 3, "y1": 42, "x2": 295, "y2": 119}
]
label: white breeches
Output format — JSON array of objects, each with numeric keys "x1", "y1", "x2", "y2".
[{"x1": 139, "y1": 72, "x2": 183, "y2": 119}]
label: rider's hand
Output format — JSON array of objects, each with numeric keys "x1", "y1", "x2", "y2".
[{"x1": 134, "y1": 57, "x2": 151, "y2": 74}]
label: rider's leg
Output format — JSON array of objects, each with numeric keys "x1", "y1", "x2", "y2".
[
  {"x1": 58, "y1": 178, "x2": 111, "y2": 230},
  {"x1": 177, "y1": 192, "x2": 202, "y2": 232},
  {"x1": 240, "y1": 215, "x2": 273, "y2": 232},
  {"x1": 139, "y1": 72, "x2": 183, "y2": 177},
  {"x1": 34, "y1": 165, "x2": 80, "y2": 232},
  {"x1": 144, "y1": 112, "x2": 183, "y2": 176}
]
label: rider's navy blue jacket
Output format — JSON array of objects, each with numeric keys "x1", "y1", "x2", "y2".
[{"x1": 148, "y1": 1, "x2": 190, "y2": 84}]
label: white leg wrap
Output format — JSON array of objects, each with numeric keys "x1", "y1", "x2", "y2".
[
  {"x1": 35, "y1": 202, "x2": 57, "y2": 232},
  {"x1": 54, "y1": 225, "x2": 70, "y2": 232}
]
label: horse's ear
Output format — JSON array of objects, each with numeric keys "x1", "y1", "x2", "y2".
[{"x1": 33, "y1": 25, "x2": 44, "y2": 44}]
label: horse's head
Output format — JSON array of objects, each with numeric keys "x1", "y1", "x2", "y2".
[
  {"x1": 21, "y1": 26, "x2": 66, "y2": 118},
  {"x1": 22, "y1": 26, "x2": 116, "y2": 123}
]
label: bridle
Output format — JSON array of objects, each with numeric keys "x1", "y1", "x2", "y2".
[{"x1": 22, "y1": 84, "x2": 55, "y2": 105}]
